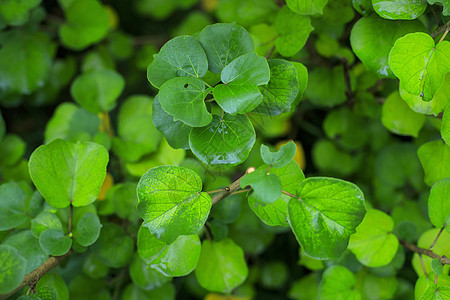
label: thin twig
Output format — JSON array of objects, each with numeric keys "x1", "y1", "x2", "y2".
[
  {"x1": 431, "y1": 20, "x2": 450, "y2": 39},
  {"x1": 265, "y1": 45, "x2": 275, "y2": 60},
  {"x1": 211, "y1": 168, "x2": 254, "y2": 206},
  {"x1": 0, "y1": 251, "x2": 72, "y2": 300},
  {"x1": 419, "y1": 254, "x2": 429, "y2": 279},
  {"x1": 206, "y1": 188, "x2": 226, "y2": 194},
  {"x1": 400, "y1": 239, "x2": 450, "y2": 265},
  {"x1": 430, "y1": 5, "x2": 441, "y2": 26},
  {"x1": 429, "y1": 226, "x2": 446, "y2": 250},
  {"x1": 438, "y1": 27, "x2": 450, "y2": 43},
  {"x1": 282, "y1": 190, "x2": 298, "y2": 198}
]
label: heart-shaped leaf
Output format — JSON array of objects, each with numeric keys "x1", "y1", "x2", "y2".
[
  {"x1": 418, "y1": 140, "x2": 450, "y2": 186},
  {"x1": 318, "y1": 265, "x2": 362, "y2": 299},
  {"x1": 389, "y1": 32, "x2": 450, "y2": 101},
  {"x1": 214, "y1": 53, "x2": 270, "y2": 114},
  {"x1": 158, "y1": 77, "x2": 212, "y2": 127},
  {"x1": 286, "y1": 0, "x2": 329, "y2": 15},
  {"x1": 348, "y1": 209, "x2": 399, "y2": 267},
  {"x1": 137, "y1": 165, "x2": 211, "y2": 244},
  {"x1": 240, "y1": 169, "x2": 282, "y2": 205},
  {"x1": 198, "y1": 23, "x2": 254, "y2": 73},
  {"x1": 288, "y1": 177, "x2": 366, "y2": 259},
  {"x1": 29, "y1": 139, "x2": 109, "y2": 208},
  {"x1": 147, "y1": 35, "x2": 208, "y2": 88},
  {"x1": 74, "y1": 212, "x2": 102, "y2": 247},
  {"x1": 189, "y1": 114, "x2": 256, "y2": 166},
  {"x1": 260, "y1": 141, "x2": 296, "y2": 168}
]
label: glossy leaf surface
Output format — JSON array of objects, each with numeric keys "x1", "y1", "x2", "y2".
[
  {"x1": 428, "y1": 178, "x2": 450, "y2": 230},
  {"x1": 318, "y1": 265, "x2": 361, "y2": 300},
  {"x1": 288, "y1": 177, "x2": 366, "y2": 259},
  {"x1": 29, "y1": 139, "x2": 109, "y2": 208},
  {"x1": 137, "y1": 165, "x2": 211, "y2": 244},
  {"x1": 240, "y1": 169, "x2": 282, "y2": 205},
  {"x1": 260, "y1": 141, "x2": 296, "y2": 168},
  {"x1": 372, "y1": 0, "x2": 427, "y2": 19}
]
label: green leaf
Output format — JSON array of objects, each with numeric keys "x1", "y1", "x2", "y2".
[
  {"x1": 381, "y1": 91, "x2": 426, "y2": 137},
  {"x1": 240, "y1": 169, "x2": 282, "y2": 205},
  {"x1": 372, "y1": 0, "x2": 427, "y2": 19},
  {"x1": 70, "y1": 69, "x2": 125, "y2": 113},
  {"x1": 274, "y1": 6, "x2": 314, "y2": 57},
  {"x1": 93, "y1": 222, "x2": 134, "y2": 268},
  {"x1": 318, "y1": 265, "x2": 361, "y2": 300},
  {"x1": 0, "y1": 31, "x2": 52, "y2": 95},
  {"x1": 418, "y1": 140, "x2": 450, "y2": 186},
  {"x1": 291, "y1": 62, "x2": 309, "y2": 110},
  {"x1": 147, "y1": 35, "x2": 208, "y2": 88},
  {"x1": 0, "y1": 181, "x2": 30, "y2": 230},
  {"x1": 428, "y1": 178, "x2": 450, "y2": 229},
  {"x1": 288, "y1": 177, "x2": 366, "y2": 259},
  {"x1": 213, "y1": 53, "x2": 270, "y2": 114},
  {"x1": 0, "y1": 134, "x2": 25, "y2": 166},
  {"x1": 254, "y1": 59, "x2": 300, "y2": 116},
  {"x1": 350, "y1": 15, "x2": 425, "y2": 77},
  {"x1": 261, "y1": 261, "x2": 288, "y2": 289},
  {"x1": 107, "y1": 182, "x2": 139, "y2": 221},
  {"x1": 3, "y1": 230, "x2": 48, "y2": 274},
  {"x1": 36, "y1": 273, "x2": 69, "y2": 300},
  {"x1": 137, "y1": 165, "x2": 211, "y2": 244},
  {"x1": 112, "y1": 95, "x2": 162, "y2": 162},
  {"x1": 189, "y1": 114, "x2": 256, "y2": 166},
  {"x1": 286, "y1": 0, "x2": 329, "y2": 15},
  {"x1": 248, "y1": 161, "x2": 305, "y2": 226},
  {"x1": 59, "y1": 0, "x2": 109, "y2": 50},
  {"x1": 29, "y1": 139, "x2": 109, "y2": 208},
  {"x1": 74, "y1": 212, "x2": 102, "y2": 247},
  {"x1": 137, "y1": 225, "x2": 167, "y2": 263},
  {"x1": 44, "y1": 103, "x2": 100, "y2": 144},
  {"x1": 149, "y1": 234, "x2": 201, "y2": 277},
  {"x1": 260, "y1": 141, "x2": 296, "y2": 168},
  {"x1": 0, "y1": 245, "x2": 27, "y2": 294},
  {"x1": 416, "y1": 275, "x2": 450, "y2": 300},
  {"x1": 389, "y1": 32, "x2": 450, "y2": 101},
  {"x1": 195, "y1": 239, "x2": 248, "y2": 293},
  {"x1": 39, "y1": 229, "x2": 72, "y2": 256},
  {"x1": 31, "y1": 211, "x2": 63, "y2": 238},
  {"x1": 152, "y1": 96, "x2": 192, "y2": 150},
  {"x1": 82, "y1": 253, "x2": 109, "y2": 279},
  {"x1": 289, "y1": 273, "x2": 319, "y2": 300},
  {"x1": 122, "y1": 283, "x2": 175, "y2": 300},
  {"x1": 36, "y1": 287, "x2": 57, "y2": 300},
  {"x1": 432, "y1": 259, "x2": 444, "y2": 275},
  {"x1": 0, "y1": 111, "x2": 5, "y2": 141},
  {"x1": 442, "y1": 105, "x2": 450, "y2": 144},
  {"x1": 158, "y1": 77, "x2": 212, "y2": 126},
  {"x1": 348, "y1": 209, "x2": 399, "y2": 267},
  {"x1": 198, "y1": 23, "x2": 254, "y2": 74},
  {"x1": 129, "y1": 254, "x2": 171, "y2": 290},
  {"x1": 304, "y1": 66, "x2": 347, "y2": 107},
  {"x1": 0, "y1": 0, "x2": 41, "y2": 26}
]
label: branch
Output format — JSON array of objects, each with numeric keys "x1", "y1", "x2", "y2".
[
  {"x1": 0, "y1": 251, "x2": 71, "y2": 300},
  {"x1": 431, "y1": 20, "x2": 450, "y2": 39},
  {"x1": 400, "y1": 239, "x2": 450, "y2": 265},
  {"x1": 211, "y1": 167, "x2": 254, "y2": 206}
]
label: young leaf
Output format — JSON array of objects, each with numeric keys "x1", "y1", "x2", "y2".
[
  {"x1": 381, "y1": 91, "x2": 426, "y2": 137},
  {"x1": 428, "y1": 178, "x2": 450, "y2": 230},
  {"x1": 418, "y1": 140, "x2": 450, "y2": 186},
  {"x1": 288, "y1": 177, "x2": 366, "y2": 259},
  {"x1": 29, "y1": 139, "x2": 109, "y2": 208},
  {"x1": 152, "y1": 96, "x2": 192, "y2": 150},
  {"x1": 198, "y1": 23, "x2": 254, "y2": 73},
  {"x1": 74, "y1": 212, "x2": 102, "y2": 247},
  {"x1": 149, "y1": 234, "x2": 201, "y2": 277},
  {"x1": 70, "y1": 69, "x2": 125, "y2": 113},
  {"x1": 318, "y1": 265, "x2": 361, "y2": 300},
  {"x1": 195, "y1": 239, "x2": 248, "y2": 293},
  {"x1": 189, "y1": 114, "x2": 256, "y2": 166},
  {"x1": 0, "y1": 181, "x2": 30, "y2": 230},
  {"x1": 158, "y1": 77, "x2": 212, "y2": 127},
  {"x1": 372, "y1": 0, "x2": 427, "y2": 20},
  {"x1": 412, "y1": 229, "x2": 450, "y2": 276},
  {"x1": 240, "y1": 169, "x2": 282, "y2": 205},
  {"x1": 254, "y1": 59, "x2": 300, "y2": 116},
  {"x1": 59, "y1": 0, "x2": 109, "y2": 50},
  {"x1": 31, "y1": 211, "x2": 63, "y2": 238},
  {"x1": 0, "y1": 0, "x2": 41, "y2": 26},
  {"x1": 147, "y1": 35, "x2": 208, "y2": 88},
  {"x1": 274, "y1": 6, "x2": 313, "y2": 57},
  {"x1": 0, "y1": 245, "x2": 27, "y2": 294},
  {"x1": 213, "y1": 53, "x2": 270, "y2": 114},
  {"x1": 389, "y1": 32, "x2": 450, "y2": 101},
  {"x1": 248, "y1": 161, "x2": 305, "y2": 226},
  {"x1": 136, "y1": 165, "x2": 211, "y2": 244},
  {"x1": 431, "y1": 259, "x2": 444, "y2": 275},
  {"x1": 286, "y1": 0, "x2": 329, "y2": 15},
  {"x1": 39, "y1": 229, "x2": 72, "y2": 256},
  {"x1": 260, "y1": 141, "x2": 296, "y2": 168},
  {"x1": 348, "y1": 209, "x2": 399, "y2": 267},
  {"x1": 350, "y1": 15, "x2": 425, "y2": 77}
]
